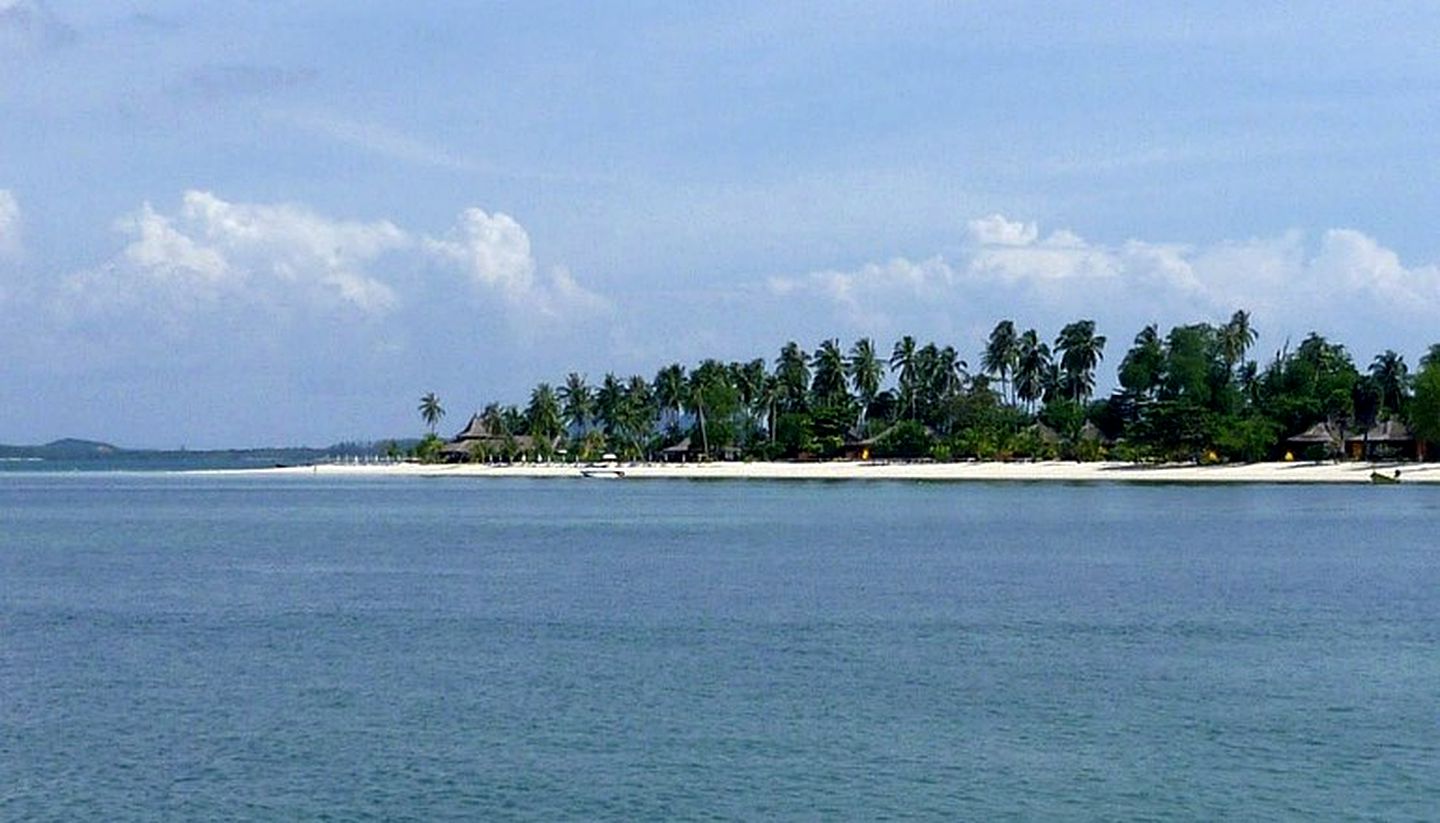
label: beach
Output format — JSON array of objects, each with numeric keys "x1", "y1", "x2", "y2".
[{"x1": 226, "y1": 459, "x2": 1440, "y2": 483}]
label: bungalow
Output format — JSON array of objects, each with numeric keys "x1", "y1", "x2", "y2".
[
  {"x1": 1345, "y1": 419, "x2": 1421, "y2": 461},
  {"x1": 442, "y1": 413, "x2": 557, "y2": 462},
  {"x1": 1285, "y1": 421, "x2": 1342, "y2": 460}
]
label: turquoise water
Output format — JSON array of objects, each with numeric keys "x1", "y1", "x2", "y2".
[{"x1": 3, "y1": 475, "x2": 1438, "y2": 819}]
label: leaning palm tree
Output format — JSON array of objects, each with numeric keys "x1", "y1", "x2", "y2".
[
  {"x1": 982, "y1": 320, "x2": 1020, "y2": 406},
  {"x1": 418, "y1": 392, "x2": 445, "y2": 433}
]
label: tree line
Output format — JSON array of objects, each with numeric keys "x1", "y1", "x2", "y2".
[{"x1": 414, "y1": 311, "x2": 1440, "y2": 463}]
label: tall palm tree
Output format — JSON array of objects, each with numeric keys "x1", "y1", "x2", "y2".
[
  {"x1": 526, "y1": 383, "x2": 563, "y2": 449},
  {"x1": 1220, "y1": 309, "x2": 1258, "y2": 375},
  {"x1": 890, "y1": 335, "x2": 920, "y2": 418},
  {"x1": 418, "y1": 392, "x2": 445, "y2": 433},
  {"x1": 934, "y1": 345, "x2": 968, "y2": 401},
  {"x1": 810, "y1": 339, "x2": 850, "y2": 408},
  {"x1": 775, "y1": 342, "x2": 810, "y2": 414},
  {"x1": 557, "y1": 372, "x2": 594, "y2": 436},
  {"x1": 846, "y1": 338, "x2": 884, "y2": 424},
  {"x1": 1369, "y1": 350, "x2": 1409, "y2": 417},
  {"x1": 982, "y1": 320, "x2": 1020, "y2": 405},
  {"x1": 620, "y1": 375, "x2": 656, "y2": 456},
  {"x1": 653, "y1": 363, "x2": 687, "y2": 432},
  {"x1": 595, "y1": 373, "x2": 624, "y2": 438},
  {"x1": 1054, "y1": 320, "x2": 1106, "y2": 404},
  {"x1": 1014, "y1": 330, "x2": 1051, "y2": 414}
]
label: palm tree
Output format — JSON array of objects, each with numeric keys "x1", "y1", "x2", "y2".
[
  {"x1": 620, "y1": 375, "x2": 656, "y2": 456},
  {"x1": 558, "y1": 373, "x2": 593, "y2": 436},
  {"x1": 1220, "y1": 309, "x2": 1258, "y2": 375},
  {"x1": 1014, "y1": 330, "x2": 1051, "y2": 414},
  {"x1": 653, "y1": 363, "x2": 687, "y2": 432},
  {"x1": 595, "y1": 373, "x2": 624, "y2": 438},
  {"x1": 1054, "y1": 320, "x2": 1107, "y2": 404},
  {"x1": 982, "y1": 320, "x2": 1020, "y2": 405},
  {"x1": 418, "y1": 392, "x2": 445, "y2": 433},
  {"x1": 846, "y1": 338, "x2": 883, "y2": 424},
  {"x1": 775, "y1": 342, "x2": 810, "y2": 414},
  {"x1": 526, "y1": 383, "x2": 563, "y2": 452},
  {"x1": 890, "y1": 335, "x2": 920, "y2": 418},
  {"x1": 935, "y1": 345, "x2": 968, "y2": 401},
  {"x1": 1369, "y1": 350, "x2": 1409, "y2": 418},
  {"x1": 810, "y1": 339, "x2": 850, "y2": 408}
]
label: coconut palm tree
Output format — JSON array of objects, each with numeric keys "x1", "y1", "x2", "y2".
[
  {"x1": 846, "y1": 338, "x2": 883, "y2": 424},
  {"x1": 1014, "y1": 330, "x2": 1051, "y2": 414},
  {"x1": 595, "y1": 373, "x2": 624, "y2": 438},
  {"x1": 526, "y1": 383, "x2": 563, "y2": 452},
  {"x1": 418, "y1": 392, "x2": 445, "y2": 433},
  {"x1": 982, "y1": 320, "x2": 1020, "y2": 406},
  {"x1": 1220, "y1": 309, "x2": 1258, "y2": 373},
  {"x1": 558, "y1": 372, "x2": 594, "y2": 436},
  {"x1": 775, "y1": 342, "x2": 810, "y2": 414},
  {"x1": 811, "y1": 339, "x2": 850, "y2": 408},
  {"x1": 1054, "y1": 320, "x2": 1106, "y2": 404},
  {"x1": 653, "y1": 363, "x2": 687, "y2": 432},
  {"x1": 890, "y1": 335, "x2": 920, "y2": 418},
  {"x1": 1369, "y1": 350, "x2": 1409, "y2": 418}
]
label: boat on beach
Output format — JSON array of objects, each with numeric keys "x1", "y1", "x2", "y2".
[{"x1": 1370, "y1": 470, "x2": 1401, "y2": 484}]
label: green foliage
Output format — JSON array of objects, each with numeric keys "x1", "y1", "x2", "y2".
[
  {"x1": 1410, "y1": 359, "x2": 1440, "y2": 445},
  {"x1": 875, "y1": 420, "x2": 934, "y2": 459},
  {"x1": 414, "y1": 432, "x2": 444, "y2": 463}
]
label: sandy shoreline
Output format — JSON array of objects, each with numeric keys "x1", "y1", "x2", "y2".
[{"x1": 200, "y1": 459, "x2": 1440, "y2": 484}]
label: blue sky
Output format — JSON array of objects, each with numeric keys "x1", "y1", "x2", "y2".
[{"x1": 3, "y1": 1, "x2": 1440, "y2": 447}]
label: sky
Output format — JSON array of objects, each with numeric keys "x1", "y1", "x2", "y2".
[{"x1": 3, "y1": 1, "x2": 1440, "y2": 447}]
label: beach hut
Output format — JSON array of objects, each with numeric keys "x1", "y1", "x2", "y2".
[
  {"x1": 1345, "y1": 419, "x2": 1418, "y2": 461},
  {"x1": 661, "y1": 436, "x2": 694, "y2": 463},
  {"x1": 1285, "y1": 421, "x2": 1342, "y2": 460}
]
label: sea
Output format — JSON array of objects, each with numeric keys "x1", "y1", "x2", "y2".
[{"x1": 2, "y1": 471, "x2": 1437, "y2": 819}]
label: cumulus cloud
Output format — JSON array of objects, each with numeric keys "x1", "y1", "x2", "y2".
[
  {"x1": 48, "y1": 191, "x2": 608, "y2": 341},
  {"x1": 768, "y1": 214, "x2": 1440, "y2": 357},
  {"x1": 64, "y1": 191, "x2": 407, "y2": 318},
  {"x1": 424, "y1": 207, "x2": 610, "y2": 317}
]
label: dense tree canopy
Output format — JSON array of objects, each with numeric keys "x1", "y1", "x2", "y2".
[{"x1": 425, "y1": 313, "x2": 1436, "y2": 464}]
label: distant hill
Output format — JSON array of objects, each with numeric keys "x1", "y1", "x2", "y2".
[
  {"x1": 0, "y1": 438, "x2": 123, "y2": 459},
  {"x1": 0, "y1": 438, "x2": 413, "y2": 463}
]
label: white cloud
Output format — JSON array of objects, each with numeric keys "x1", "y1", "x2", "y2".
[
  {"x1": 424, "y1": 207, "x2": 609, "y2": 318},
  {"x1": 64, "y1": 190, "x2": 408, "y2": 317},
  {"x1": 769, "y1": 214, "x2": 1440, "y2": 357}
]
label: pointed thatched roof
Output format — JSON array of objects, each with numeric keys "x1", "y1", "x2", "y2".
[
  {"x1": 1346, "y1": 419, "x2": 1413, "y2": 444},
  {"x1": 1287, "y1": 421, "x2": 1341, "y2": 445},
  {"x1": 454, "y1": 413, "x2": 503, "y2": 441},
  {"x1": 662, "y1": 436, "x2": 693, "y2": 454}
]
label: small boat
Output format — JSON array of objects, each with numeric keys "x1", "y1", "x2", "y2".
[
  {"x1": 580, "y1": 468, "x2": 625, "y2": 479},
  {"x1": 1370, "y1": 470, "x2": 1401, "y2": 484}
]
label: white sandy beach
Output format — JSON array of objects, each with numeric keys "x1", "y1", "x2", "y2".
[{"x1": 214, "y1": 459, "x2": 1440, "y2": 484}]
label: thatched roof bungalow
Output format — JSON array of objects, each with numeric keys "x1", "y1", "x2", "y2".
[{"x1": 1346, "y1": 419, "x2": 1420, "y2": 461}]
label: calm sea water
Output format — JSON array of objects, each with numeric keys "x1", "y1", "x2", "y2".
[{"x1": 2, "y1": 474, "x2": 1437, "y2": 820}]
